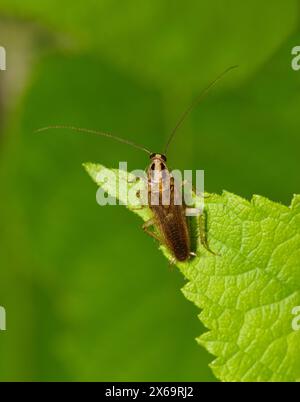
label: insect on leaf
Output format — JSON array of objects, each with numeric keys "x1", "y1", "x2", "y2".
[{"x1": 84, "y1": 163, "x2": 300, "y2": 382}]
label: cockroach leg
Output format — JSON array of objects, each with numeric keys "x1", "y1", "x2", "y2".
[
  {"x1": 198, "y1": 211, "x2": 218, "y2": 256},
  {"x1": 142, "y1": 218, "x2": 163, "y2": 243}
]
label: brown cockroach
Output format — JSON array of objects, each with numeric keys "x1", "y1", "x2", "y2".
[
  {"x1": 142, "y1": 151, "x2": 195, "y2": 262},
  {"x1": 37, "y1": 66, "x2": 237, "y2": 262}
]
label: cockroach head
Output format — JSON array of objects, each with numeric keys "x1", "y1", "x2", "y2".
[{"x1": 149, "y1": 153, "x2": 167, "y2": 162}]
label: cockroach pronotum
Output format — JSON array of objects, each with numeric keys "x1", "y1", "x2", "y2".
[{"x1": 37, "y1": 66, "x2": 237, "y2": 262}]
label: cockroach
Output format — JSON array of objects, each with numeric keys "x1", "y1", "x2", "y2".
[
  {"x1": 37, "y1": 66, "x2": 237, "y2": 262},
  {"x1": 142, "y1": 151, "x2": 195, "y2": 262}
]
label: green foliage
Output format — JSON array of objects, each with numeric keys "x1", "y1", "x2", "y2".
[
  {"x1": 1, "y1": 0, "x2": 300, "y2": 382},
  {"x1": 86, "y1": 163, "x2": 300, "y2": 382}
]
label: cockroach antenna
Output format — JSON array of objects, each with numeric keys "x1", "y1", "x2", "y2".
[
  {"x1": 35, "y1": 125, "x2": 152, "y2": 155},
  {"x1": 164, "y1": 65, "x2": 238, "y2": 154},
  {"x1": 35, "y1": 68, "x2": 237, "y2": 262}
]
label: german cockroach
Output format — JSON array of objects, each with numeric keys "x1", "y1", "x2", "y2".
[{"x1": 37, "y1": 66, "x2": 237, "y2": 262}]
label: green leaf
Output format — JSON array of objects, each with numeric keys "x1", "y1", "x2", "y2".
[{"x1": 85, "y1": 163, "x2": 300, "y2": 382}]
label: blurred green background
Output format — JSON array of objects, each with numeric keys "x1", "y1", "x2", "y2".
[{"x1": 0, "y1": 0, "x2": 300, "y2": 382}]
